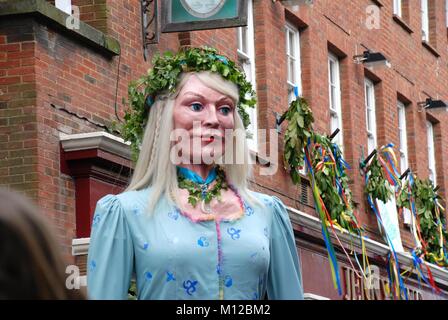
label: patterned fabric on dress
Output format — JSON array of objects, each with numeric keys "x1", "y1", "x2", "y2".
[{"x1": 87, "y1": 186, "x2": 304, "y2": 300}]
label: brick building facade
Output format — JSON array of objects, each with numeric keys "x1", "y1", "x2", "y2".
[{"x1": 1, "y1": 0, "x2": 448, "y2": 299}]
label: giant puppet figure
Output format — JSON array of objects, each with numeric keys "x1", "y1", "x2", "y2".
[{"x1": 87, "y1": 47, "x2": 303, "y2": 300}]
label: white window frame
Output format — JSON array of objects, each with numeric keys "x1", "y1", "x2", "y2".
[
  {"x1": 237, "y1": 0, "x2": 257, "y2": 151},
  {"x1": 285, "y1": 22, "x2": 302, "y2": 103},
  {"x1": 421, "y1": 0, "x2": 429, "y2": 42},
  {"x1": 394, "y1": 0, "x2": 402, "y2": 17},
  {"x1": 446, "y1": 0, "x2": 448, "y2": 27},
  {"x1": 285, "y1": 22, "x2": 305, "y2": 174},
  {"x1": 55, "y1": 0, "x2": 72, "y2": 15},
  {"x1": 397, "y1": 101, "x2": 408, "y2": 172},
  {"x1": 364, "y1": 79, "x2": 377, "y2": 155},
  {"x1": 426, "y1": 121, "x2": 437, "y2": 185},
  {"x1": 328, "y1": 53, "x2": 343, "y2": 151}
]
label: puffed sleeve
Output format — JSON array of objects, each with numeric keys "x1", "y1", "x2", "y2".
[
  {"x1": 266, "y1": 196, "x2": 304, "y2": 300},
  {"x1": 87, "y1": 194, "x2": 134, "y2": 300}
]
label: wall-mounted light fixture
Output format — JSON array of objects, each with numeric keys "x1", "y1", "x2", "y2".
[
  {"x1": 353, "y1": 50, "x2": 391, "y2": 68},
  {"x1": 417, "y1": 98, "x2": 448, "y2": 112}
]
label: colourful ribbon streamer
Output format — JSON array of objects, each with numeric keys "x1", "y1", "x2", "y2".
[
  {"x1": 305, "y1": 137, "x2": 370, "y2": 296},
  {"x1": 365, "y1": 146, "x2": 408, "y2": 300},
  {"x1": 401, "y1": 172, "x2": 443, "y2": 293},
  {"x1": 304, "y1": 142, "x2": 342, "y2": 295}
]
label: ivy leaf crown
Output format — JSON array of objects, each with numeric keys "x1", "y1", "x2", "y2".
[{"x1": 121, "y1": 46, "x2": 257, "y2": 159}]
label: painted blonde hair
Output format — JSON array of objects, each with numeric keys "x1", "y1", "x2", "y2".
[{"x1": 126, "y1": 71, "x2": 262, "y2": 214}]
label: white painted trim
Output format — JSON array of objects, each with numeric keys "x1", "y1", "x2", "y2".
[
  {"x1": 446, "y1": 0, "x2": 448, "y2": 27},
  {"x1": 328, "y1": 53, "x2": 343, "y2": 152},
  {"x1": 72, "y1": 237, "x2": 90, "y2": 256},
  {"x1": 237, "y1": 0, "x2": 258, "y2": 152},
  {"x1": 304, "y1": 293, "x2": 330, "y2": 300},
  {"x1": 285, "y1": 22, "x2": 302, "y2": 102},
  {"x1": 364, "y1": 78, "x2": 377, "y2": 154},
  {"x1": 397, "y1": 101, "x2": 408, "y2": 171},
  {"x1": 426, "y1": 121, "x2": 437, "y2": 184},
  {"x1": 421, "y1": 0, "x2": 429, "y2": 41},
  {"x1": 393, "y1": 0, "x2": 402, "y2": 17},
  {"x1": 59, "y1": 131, "x2": 132, "y2": 160}
]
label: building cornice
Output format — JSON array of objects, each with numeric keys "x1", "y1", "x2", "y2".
[{"x1": 59, "y1": 131, "x2": 131, "y2": 161}]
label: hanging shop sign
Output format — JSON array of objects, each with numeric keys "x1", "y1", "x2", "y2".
[{"x1": 161, "y1": 0, "x2": 248, "y2": 33}]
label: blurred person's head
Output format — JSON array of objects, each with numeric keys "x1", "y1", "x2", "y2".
[{"x1": 0, "y1": 188, "x2": 84, "y2": 299}]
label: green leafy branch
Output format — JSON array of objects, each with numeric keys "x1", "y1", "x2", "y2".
[
  {"x1": 283, "y1": 97, "x2": 314, "y2": 184},
  {"x1": 365, "y1": 155, "x2": 394, "y2": 203},
  {"x1": 397, "y1": 176, "x2": 448, "y2": 267},
  {"x1": 282, "y1": 97, "x2": 360, "y2": 232},
  {"x1": 311, "y1": 134, "x2": 359, "y2": 232}
]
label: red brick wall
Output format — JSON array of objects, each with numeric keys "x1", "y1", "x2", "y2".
[
  {"x1": 74, "y1": 0, "x2": 108, "y2": 33},
  {"x1": 0, "y1": 19, "x2": 39, "y2": 200}
]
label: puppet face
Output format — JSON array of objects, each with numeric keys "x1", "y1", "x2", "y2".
[{"x1": 172, "y1": 75, "x2": 235, "y2": 164}]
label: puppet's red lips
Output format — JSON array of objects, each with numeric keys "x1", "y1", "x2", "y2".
[
  {"x1": 202, "y1": 136, "x2": 214, "y2": 143},
  {"x1": 200, "y1": 135, "x2": 221, "y2": 142}
]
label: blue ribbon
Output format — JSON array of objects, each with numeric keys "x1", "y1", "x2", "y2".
[
  {"x1": 321, "y1": 223, "x2": 342, "y2": 295},
  {"x1": 215, "y1": 54, "x2": 229, "y2": 65},
  {"x1": 145, "y1": 95, "x2": 154, "y2": 109},
  {"x1": 411, "y1": 250, "x2": 432, "y2": 289},
  {"x1": 177, "y1": 166, "x2": 217, "y2": 184},
  {"x1": 331, "y1": 143, "x2": 351, "y2": 199},
  {"x1": 305, "y1": 140, "x2": 342, "y2": 295}
]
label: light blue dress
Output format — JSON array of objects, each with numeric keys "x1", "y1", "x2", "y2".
[{"x1": 87, "y1": 169, "x2": 303, "y2": 300}]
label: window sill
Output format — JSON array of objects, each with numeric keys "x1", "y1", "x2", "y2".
[
  {"x1": 392, "y1": 15, "x2": 413, "y2": 34},
  {"x1": 422, "y1": 40, "x2": 440, "y2": 58},
  {"x1": 249, "y1": 149, "x2": 271, "y2": 167},
  {"x1": 0, "y1": 0, "x2": 120, "y2": 56},
  {"x1": 370, "y1": 0, "x2": 384, "y2": 7}
]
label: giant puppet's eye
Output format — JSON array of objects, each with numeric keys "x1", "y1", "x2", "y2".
[
  {"x1": 190, "y1": 103, "x2": 204, "y2": 112},
  {"x1": 218, "y1": 105, "x2": 232, "y2": 116}
]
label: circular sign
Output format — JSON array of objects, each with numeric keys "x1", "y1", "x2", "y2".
[{"x1": 180, "y1": 0, "x2": 227, "y2": 18}]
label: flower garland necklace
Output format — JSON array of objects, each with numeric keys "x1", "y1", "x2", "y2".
[{"x1": 177, "y1": 166, "x2": 229, "y2": 214}]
